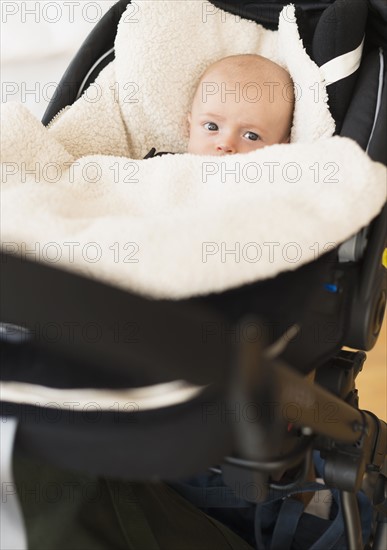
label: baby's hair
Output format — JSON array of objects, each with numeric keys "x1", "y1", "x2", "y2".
[{"x1": 200, "y1": 54, "x2": 293, "y2": 89}]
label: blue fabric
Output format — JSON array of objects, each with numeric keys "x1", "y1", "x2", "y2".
[
  {"x1": 170, "y1": 452, "x2": 373, "y2": 550},
  {"x1": 270, "y1": 498, "x2": 304, "y2": 550}
]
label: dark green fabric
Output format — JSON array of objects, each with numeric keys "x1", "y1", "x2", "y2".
[
  {"x1": 14, "y1": 452, "x2": 128, "y2": 550},
  {"x1": 13, "y1": 452, "x2": 253, "y2": 550}
]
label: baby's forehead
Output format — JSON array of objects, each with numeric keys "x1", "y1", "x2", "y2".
[{"x1": 192, "y1": 57, "x2": 294, "y2": 109}]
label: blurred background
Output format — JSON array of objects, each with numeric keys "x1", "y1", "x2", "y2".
[
  {"x1": 1, "y1": 0, "x2": 116, "y2": 117},
  {"x1": 1, "y1": 0, "x2": 385, "y2": 420}
]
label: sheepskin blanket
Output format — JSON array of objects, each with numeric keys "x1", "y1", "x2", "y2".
[{"x1": 1, "y1": 1, "x2": 386, "y2": 299}]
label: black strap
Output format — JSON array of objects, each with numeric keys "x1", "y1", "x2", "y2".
[
  {"x1": 143, "y1": 148, "x2": 174, "y2": 159},
  {"x1": 143, "y1": 147, "x2": 157, "y2": 159}
]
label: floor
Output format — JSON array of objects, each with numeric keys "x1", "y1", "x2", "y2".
[{"x1": 355, "y1": 317, "x2": 386, "y2": 421}]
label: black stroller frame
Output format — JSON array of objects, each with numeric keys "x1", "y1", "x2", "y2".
[{"x1": 1, "y1": 1, "x2": 387, "y2": 549}]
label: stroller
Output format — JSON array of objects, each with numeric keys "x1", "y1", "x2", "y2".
[{"x1": 1, "y1": 0, "x2": 386, "y2": 548}]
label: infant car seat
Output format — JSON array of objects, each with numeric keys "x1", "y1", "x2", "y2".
[{"x1": 1, "y1": 1, "x2": 386, "y2": 549}]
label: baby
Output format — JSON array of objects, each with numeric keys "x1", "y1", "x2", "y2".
[
  {"x1": 145, "y1": 54, "x2": 294, "y2": 159},
  {"x1": 187, "y1": 54, "x2": 294, "y2": 155}
]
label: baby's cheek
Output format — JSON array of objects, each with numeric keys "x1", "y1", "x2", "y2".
[
  {"x1": 251, "y1": 141, "x2": 266, "y2": 151},
  {"x1": 187, "y1": 134, "x2": 205, "y2": 154}
]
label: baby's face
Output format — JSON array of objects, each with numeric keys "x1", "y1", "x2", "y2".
[{"x1": 187, "y1": 69, "x2": 293, "y2": 156}]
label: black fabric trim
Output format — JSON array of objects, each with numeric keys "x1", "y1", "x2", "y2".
[
  {"x1": 42, "y1": 0, "x2": 130, "y2": 126},
  {"x1": 312, "y1": 0, "x2": 368, "y2": 65},
  {"x1": 8, "y1": 389, "x2": 232, "y2": 479},
  {"x1": 209, "y1": 1, "x2": 334, "y2": 30},
  {"x1": 1, "y1": 340, "x2": 146, "y2": 389},
  {"x1": 328, "y1": 73, "x2": 361, "y2": 135},
  {"x1": 75, "y1": 49, "x2": 115, "y2": 101},
  {"x1": 196, "y1": 249, "x2": 349, "y2": 374},
  {"x1": 340, "y1": 49, "x2": 381, "y2": 152},
  {"x1": 366, "y1": 0, "x2": 387, "y2": 54},
  {"x1": 210, "y1": 1, "x2": 335, "y2": 58},
  {"x1": 0, "y1": 253, "x2": 232, "y2": 387},
  {"x1": 367, "y1": 52, "x2": 387, "y2": 164}
]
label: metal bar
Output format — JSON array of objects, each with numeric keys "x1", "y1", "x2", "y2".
[{"x1": 340, "y1": 491, "x2": 363, "y2": 550}]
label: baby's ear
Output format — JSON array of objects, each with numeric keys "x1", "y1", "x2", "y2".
[{"x1": 282, "y1": 134, "x2": 290, "y2": 144}]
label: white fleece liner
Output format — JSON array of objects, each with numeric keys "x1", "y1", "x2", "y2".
[{"x1": 1, "y1": 2, "x2": 386, "y2": 300}]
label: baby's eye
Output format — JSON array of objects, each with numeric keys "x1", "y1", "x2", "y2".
[
  {"x1": 244, "y1": 131, "x2": 260, "y2": 141},
  {"x1": 204, "y1": 122, "x2": 218, "y2": 131}
]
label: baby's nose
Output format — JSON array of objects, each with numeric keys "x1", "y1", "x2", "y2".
[{"x1": 216, "y1": 139, "x2": 236, "y2": 155}]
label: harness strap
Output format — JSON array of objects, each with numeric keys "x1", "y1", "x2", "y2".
[{"x1": 270, "y1": 498, "x2": 304, "y2": 550}]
